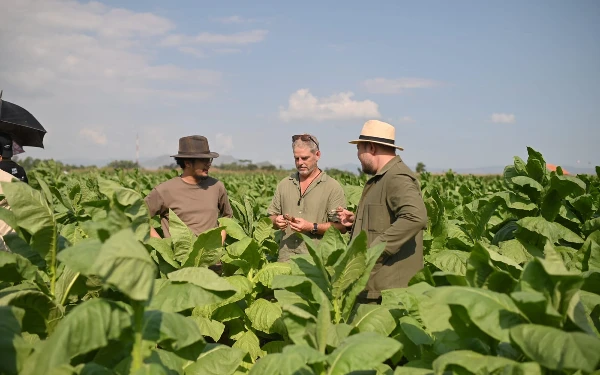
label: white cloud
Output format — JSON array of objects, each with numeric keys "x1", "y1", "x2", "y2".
[
  {"x1": 363, "y1": 78, "x2": 441, "y2": 94},
  {"x1": 160, "y1": 30, "x2": 268, "y2": 47},
  {"x1": 398, "y1": 116, "x2": 416, "y2": 124},
  {"x1": 215, "y1": 48, "x2": 243, "y2": 55},
  {"x1": 178, "y1": 46, "x2": 206, "y2": 58},
  {"x1": 490, "y1": 113, "x2": 516, "y2": 124},
  {"x1": 79, "y1": 129, "x2": 107, "y2": 145},
  {"x1": 214, "y1": 15, "x2": 256, "y2": 24},
  {"x1": 0, "y1": 0, "x2": 221, "y2": 101},
  {"x1": 279, "y1": 89, "x2": 381, "y2": 122},
  {"x1": 0, "y1": 0, "x2": 230, "y2": 161},
  {"x1": 215, "y1": 133, "x2": 234, "y2": 153}
]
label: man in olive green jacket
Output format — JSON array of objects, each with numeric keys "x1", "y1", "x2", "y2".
[{"x1": 337, "y1": 120, "x2": 428, "y2": 303}]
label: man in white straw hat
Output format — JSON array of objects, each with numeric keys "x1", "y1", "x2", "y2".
[{"x1": 337, "y1": 120, "x2": 428, "y2": 304}]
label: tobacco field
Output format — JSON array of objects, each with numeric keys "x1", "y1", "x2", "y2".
[{"x1": 1, "y1": 147, "x2": 599, "y2": 375}]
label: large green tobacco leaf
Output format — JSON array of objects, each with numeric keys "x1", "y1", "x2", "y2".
[
  {"x1": 318, "y1": 226, "x2": 346, "y2": 267},
  {"x1": 168, "y1": 209, "x2": 196, "y2": 263},
  {"x1": 350, "y1": 304, "x2": 396, "y2": 336},
  {"x1": 426, "y1": 250, "x2": 469, "y2": 275},
  {"x1": 245, "y1": 298, "x2": 285, "y2": 335},
  {"x1": 579, "y1": 290, "x2": 600, "y2": 336},
  {"x1": 426, "y1": 286, "x2": 527, "y2": 342},
  {"x1": 232, "y1": 329, "x2": 263, "y2": 360},
  {"x1": 189, "y1": 315, "x2": 225, "y2": 342},
  {"x1": 517, "y1": 257, "x2": 585, "y2": 328},
  {"x1": 253, "y1": 217, "x2": 274, "y2": 244},
  {"x1": 59, "y1": 228, "x2": 156, "y2": 301},
  {"x1": 432, "y1": 350, "x2": 542, "y2": 374},
  {"x1": 255, "y1": 345, "x2": 326, "y2": 375},
  {"x1": 145, "y1": 237, "x2": 179, "y2": 269},
  {"x1": 516, "y1": 216, "x2": 583, "y2": 245},
  {"x1": 541, "y1": 174, "x2": 587, "y2": 221},
  {"x1": 149, "y1": 270, "x2": 237, "y2": 313},
  {"x1": 167, "y1": 267, "x2": 238, "y2": 292},
  {"x1": 255, "y1": 262, "x2": 292, "y2": 288},
  {"x1": 183, "y1": 227, "x2": 224, "y2": 268},
  {"x1": 218, "y1": 217, "x2": 247, "y2": 240},
  {"x1": 0, "y1": 306, "x2": 32, "y2": 375},
  {"x1": 93, "y1": 228, "x2": 156, "y2": 301},
  {"x1": 526, "y1": 147, "x2": 547, "y2": 185},
  {"x1": 53, "y1": 265, "x2": 80, "y2": 306},
  {"x1": 1, "y1": 181, "x2": 57, "y2": 260},
  {"x1": 572, "y1": 230, "x2": 600, "y2": 272},
  {"x1": 510, "y1": 324, "x2": 600, "y2": 373},
  {"x1": 298, "y1": 233, "x2": 332, "y2": 294},
  {"x1": 491, "y1": 191, "x2": 537, "y2": 213},
  {"x1": 0, "y1": 285, "x2": 62, "y2": 336},
  {"x1": 466, "y1": 243, "x2": 522, "y2": 293},
  {"x1": 142, "y1": 310, "x2": 205, "y2": 351},
  {"x1": 326, "y1": 332, "x2": 402, "y2": 375},
  {"x1": 0, "y1": 251, "x2": 50, "y2": 294},
  {"x1": 341, "y1": 241, "x2": 386, "y2": 321},
  {"x1": 331, "y1": 232, "x2": 369, "y2": 299},
  {"x1": 24, "y1": 299, "x2": 132, "y2": 375},
  {"x1": 184, "y1": 344, "x2": 245, "y2": 375}
]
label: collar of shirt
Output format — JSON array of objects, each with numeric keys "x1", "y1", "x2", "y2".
[{"x1": 367, "y1": 155, "x2": 402, "y2": 182}]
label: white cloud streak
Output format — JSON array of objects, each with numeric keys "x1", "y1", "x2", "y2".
[
  {"x1": 363, "y1": 78, "x2": 442, "y2": 94},
  {"x1": 214, "y1": 15, "x2": 257, "y2": 24},
  {"x1": 159, "y1": 30, "x2": 268, "y2": 47},
  {"x1": 279, "y1": 89, "x2": 381, "y2": 122},
  {"x1": 490, "y1": 113, "x2": 516, "y2": 124},
  {"x1": 79, "y1": 129, "x2": 107, "y2": 145}
]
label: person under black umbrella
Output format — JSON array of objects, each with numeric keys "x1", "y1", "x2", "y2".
[{"x1": 0, "y1": 132, "x2": 28, "y2": 183}]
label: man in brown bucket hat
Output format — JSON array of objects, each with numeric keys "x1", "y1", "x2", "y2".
[
  {"x1": 336, "y1": 120, "x2": 428, "y2": 304},
  {"x1": 144, "y1": 135, "x2": 233, "y2": 244}
]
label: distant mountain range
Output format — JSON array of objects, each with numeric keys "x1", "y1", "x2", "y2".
[{"x1": 54, "y1": 155, "x2": 596, "y2": 176}]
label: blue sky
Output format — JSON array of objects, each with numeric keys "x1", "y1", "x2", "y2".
[{"x1": 0, "y1": 0, "x2": 598, "y2": 170}]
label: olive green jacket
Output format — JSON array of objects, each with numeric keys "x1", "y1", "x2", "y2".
[{"x1": 350, "y1": 156, "x2": 428, "y2": 299}]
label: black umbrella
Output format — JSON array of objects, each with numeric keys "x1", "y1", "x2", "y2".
[{"x1": 0, "y1": 91, "x2": 47, "y2": 148}]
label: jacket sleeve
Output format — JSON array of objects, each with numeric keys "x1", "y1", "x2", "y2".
[{"x1": 371, "y1": 174, "x2": 428, "y2": 256}]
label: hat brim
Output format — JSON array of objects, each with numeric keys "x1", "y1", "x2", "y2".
[
  {"x1": 349, "y1": 139, "x2": 404, "y2": 151},
  {"x1": 170, "y1": 152, "x2": 220, "y2": 159}
]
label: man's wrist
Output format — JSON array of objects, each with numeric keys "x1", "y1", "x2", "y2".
[{"x1": 310, "y1": 222, "x2": 318, "y2": 234}]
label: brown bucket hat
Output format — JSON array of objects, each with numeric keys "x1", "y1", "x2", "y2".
[{"x1": 171, "y1": 135, "x2": 220, "y2": 159}]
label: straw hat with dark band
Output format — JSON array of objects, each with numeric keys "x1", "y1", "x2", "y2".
[{"x1": 349, "y1": 120, "x2": 404, "y2": 151}]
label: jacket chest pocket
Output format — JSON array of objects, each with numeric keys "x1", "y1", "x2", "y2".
[{"x1": 367, "y1": 203, "x2": 389, "y2": 233}]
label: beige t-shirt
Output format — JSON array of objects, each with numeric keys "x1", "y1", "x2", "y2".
[{"x1": 144, "y1": 176, "x2": 233, "y2": 237}]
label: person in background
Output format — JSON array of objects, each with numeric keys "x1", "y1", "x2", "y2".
[
  {"x1": 0, "y1": 133, "x2": 28, "y2": 184},
  {"x1": 336, "y1": 120, "x2": 428, "y2": 304},
  {"x1": 268, "y1": 133, "x2": 347, "y2": 262},
  {"x1": 144, "y1": 135, "x2": 233, "y2": 245}
]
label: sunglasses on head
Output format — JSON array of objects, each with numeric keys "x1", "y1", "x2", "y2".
[{"x1": 292, "y1": 134, "x2": 319, "y2": 150}]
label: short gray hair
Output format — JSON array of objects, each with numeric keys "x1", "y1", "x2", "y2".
[{"x1": 292, "y1": 134, "x2": 319, "y2": 153}]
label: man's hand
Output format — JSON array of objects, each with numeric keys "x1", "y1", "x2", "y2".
[
  {"x1": 150, "y1": 227, "x2": 162, "y2": 239},
  {"x1": 289, "y1": 217, "x2": 312, "y2": 233},
  {"x1": 273, "y1": 215, "x2": 289, "y2": 230},
  {"x1": 336, "y1": 206, "x2": 355, "y2": 228}
]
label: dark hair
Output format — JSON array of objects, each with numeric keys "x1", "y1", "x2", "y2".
[{"x1": 175, "y1": 157, "x2": 187, "y2": 169}]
